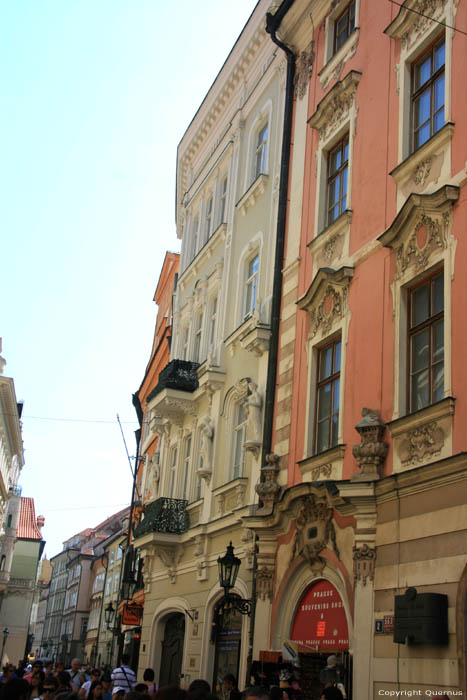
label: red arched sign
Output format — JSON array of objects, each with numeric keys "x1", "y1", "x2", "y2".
[{"x1": 290, "y1": 579, "x2": 349, "y2": 651}]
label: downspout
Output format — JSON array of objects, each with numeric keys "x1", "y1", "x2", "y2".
[{"x1": 247, "y1": 0, "x2": 296, "y2": 678}]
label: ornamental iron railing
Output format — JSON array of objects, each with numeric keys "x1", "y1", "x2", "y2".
[
  {"x1": 133, "y1": 498, "x2": 189, "y2": 539},
  {"x1": 146, "y1": 360, "x2": 200, "y2": 403}
]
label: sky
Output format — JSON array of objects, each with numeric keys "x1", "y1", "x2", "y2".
[{"x1": 1, "y1": 0, "x2": 259, "y2": 558}]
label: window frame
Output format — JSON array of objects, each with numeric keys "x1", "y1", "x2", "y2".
[
  {"x1": 232, "y1": 401, "x2": 248, "y2": 480},
  {"x1": 219, "y1": 176, "x2": 228, "y2": 225},
  {"x1": 204, "y1": 194, "x2": 213, "y2": 242},
  {"x1": 244, "y1": 254, "x2": 259, "y2": 320},
  {"x1": 254, "y1": 122, "x2": 269, "y2": 180},
  {"x1": 181, "y1": 434, "x2": 192, "y2": 500},
  {"x1": 314, "y1": 336, "x2": 342, "y2": 454},
  {"x1": 168, "y1": 446, "x2": 178, "y2": 498},
  {"x1": 333, "y1": 1, "x2": 356, "y2": 55},
  {"x1": 209, "y1": 295, "x2": 218, "y2": 347},
  {"x1": 411, "y1": 36, "x2": 445, "y2": 153},
  {"x1": 193, "y1": 311, "x2": 204, "y2": 364},
  {"x1": 406, "y1": 268, "x2": 444, "y2": 413},
  {"x1": 326, "y1": 136, "x2": 349, "y2": 227}
]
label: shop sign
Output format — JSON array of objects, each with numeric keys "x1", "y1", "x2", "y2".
[
  {"x1": 122, "y1": 603, "x2": 143, "y2": 626},
  {"x1": 291, "y1": 579, "x2": 349, "y2": 651},
  {"x1": 383, "y1": 616, "x2": 394, "y2": 633}
]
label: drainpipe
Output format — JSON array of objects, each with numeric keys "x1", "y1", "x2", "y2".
[{"x1": 246, "y1": 0, "x2": 296, "y2": 679}]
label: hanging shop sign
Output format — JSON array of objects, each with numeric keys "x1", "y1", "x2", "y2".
[
  {"x1": 122, "y1": 603, "x2": 143, "y2": 626},
  {"x1": 291, "y1": 579, "x2": 349, "y2": 651}
]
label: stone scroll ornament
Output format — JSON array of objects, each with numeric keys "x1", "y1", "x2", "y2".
[
  {"x1": 352, "y1": 408, "x2": 388, "y2": 480},
  {"x1": 291, "y1": 496, "x2": 338, "y2": 566}
]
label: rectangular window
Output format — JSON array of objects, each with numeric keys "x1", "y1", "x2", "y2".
[
  {"x1": 117, "y1": 546, "x2": 122, "y2": 560},
  {"x1": 255, "y1": 123, "x2": 268, "y2": 178},
  {"x1": 209, "y1": 296, "x2": 218, "y2": 346},
  {"x1": 327, "y1": 137, "x2": 349, "y2": 226},
  {"x1": 233, "y1": 402, "x2": 248, "y2": 479},
  {"x1": 193, "y1": 312, "x2": 204, "y2": 363},
  {"x1": 105, "y1": 577, "x2": 111, "y2": 596},
  {"x1": 245, "y1": 255, "x2": 259, "y2": 319},
  {"x1": 182, "y1": 436, "x2": 191, "y2": 500},
  {"x1": 113, "y1": 573, "x2": 119, "y2": 593},
  {"x1": 408, "y1": 270, "x2": 444, "y2": 411},
  {"x1": 169, "y1": 447, "x2": 178, "y2": 497},
  {"x1": 334, "y1": 1, "x2": 356, "y2": 54},
  {"x1": 412, "y1": 38, "x2": 445, "y2": 151},
  {"x1": 219, "y1": 177, "x2": 228, "y2": 224},
  {"x1": 315, "y1": 337, "x2": 341, "y2": 453},
  {"x1": 192, "y1": 216, "x2": 200, "y2": 257},
  {"x1": 205, "y1": 195, "x2": 213, "y2": 242}
]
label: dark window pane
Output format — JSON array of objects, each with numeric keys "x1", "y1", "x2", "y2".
[
  {"x1": 435, "y1": 42, "x2": 445, "y2": 70},
  {"x1": 319, "y1": 346, "x2": 333, "y2": 380},
  {"x1": 416, "y1": 123, "x2": 431, "y2": 148},
  {"x1": 331, "y1": 413, "x2": 339, "y2": 447},
  {"x1": 412, "y1": 370, "x2": 429, "y2": 409},
  {"x1": 416, "y1": 56, "x2": 431, "y2": 89},
  {"x1": 317, "y1": 420, "x2": 330, "y2": 453},
  {"x1": 434, "y1": 108, "x2": 444, "y2": 133},
  {"x1": 333, "y1": 378, "x2": 340, "y2": 412},
  {"x1": 415, "y1": 90, "x2": 431, "y2": 127},
  {"x1": 434, "y1": 75, "x2": 444, "y2": 110},
  {"x1": 432, "y1": 364, "x2": 444, "y2": 402},
  {"x1": 432, "y1": 320, "x2": 444, "y2": 363},
  {"x1": 433, "y1": 274, "x2": 444, "y2": 313},
  {"x1": 318, "y1": 384, "x2": 332, "y2": 421},
  {"x1": 412, "y1": 283, "x2": 430, "y2": 326},
  {"x1": 412, "y1": 329, "x2": 429, "y2": 372},
  {"x1": 334, "y1": 341, "x2": 342, "y2": 371}
]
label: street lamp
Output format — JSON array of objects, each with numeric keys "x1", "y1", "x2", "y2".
[
  {"x1": 104, "y1": 602, "x2": 116, "y2": 629},
  {"x1": 217, "y1": 543, "x2": 252, "y2": 616},
  {"x1": 1, "y1": 628, "x2": 9, "y2": 662}
]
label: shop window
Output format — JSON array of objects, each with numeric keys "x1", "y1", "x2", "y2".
[
  {"x1": 412, "y1": 38, "x2": 445, "y2": 152},
  {"x1": 408, "y1": 269, "x2": 444, "y2": 412}
]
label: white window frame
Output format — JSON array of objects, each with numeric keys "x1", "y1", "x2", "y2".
[
  {"x1": 232, "y1": 401, "x2": 248, "y2": 480},
  {"x1": 244, "y1": 254, "x2": 259, "y2": 320},
  {"x1": 322, "y1": 0, "x2": 360, "y2": 67},
  {"x1": 244, "y1": 100, "x2": 273, "y2": 191},
  {"x1": 209, "y1": 295, "x2": 218, "y2": 348},
  {"x1": 218, "y1": 176, "x2": 228, "y2": 226},
  {"x1": 193, "y1": 311, "x2": 204, "y2": 364},
  {"x1": 254, "y1": 122, "x2": 269, "y2": 180},
  {"x1": 113, "y1": 573, "x2": 119, "y2": 593},
  {"x1": 181, "y1": 434, "x2": 192, "y2": 500},
  {"x1": 168, "y1": 446, "x2": 178, "y2": 498},
  {"x1": 204, "y1": 193, "x2": 213, "y2": 243}
]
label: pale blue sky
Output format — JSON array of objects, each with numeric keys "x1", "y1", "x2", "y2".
[{"x1": 1, "y1": 0, "x2": 258, "y2": 556}]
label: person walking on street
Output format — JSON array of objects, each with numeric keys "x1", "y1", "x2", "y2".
[{"x1": 111, "y1": 656, "x2": 136, "y2": 694}]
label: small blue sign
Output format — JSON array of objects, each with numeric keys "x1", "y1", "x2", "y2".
[{"x1": 375, "y1": 619, "x2": 384, "y2": 634}]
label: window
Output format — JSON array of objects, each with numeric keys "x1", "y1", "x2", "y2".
[
  {"x1": 412, "y1": 38, "x2": 445, "y2": 151},
  {"x1": 408, "y1": 270, "x2": 444, "y2": 412},
  {"x1": 105, "y1": 577, "x2": 111, "y2": 596},
  {"x1": 255, "y1": 123, "x2": 268, "y2": 178},
  {"x1": 192, "y1": 215, "x2": 200, "y2": 258},
  {"x1": 169, "y1": 447, "x2": 178, "y2": 497},
  {"x1": 245, "y1": 255, "x2": 259, "y2": 319},
  {"x1": 219, "y1": 177, "x2": 228, "y2": 224},
  {"x1": 232, "y1": 402, "x2": 248, "y2": 479},
  {"x1": 315, "y1": 337, "x2": 341, "y2": 453},
  {"x1": 109, "y1": 551, "x2": 114, "y2": 565},
  {"x1": 327, "y1": 137, "x2": 349, "y2": 226},
  {"x1": 182, "y1": 436, "x2": 192, "y2": 500},
  {"x1": 205, "y1": 195, "x2": 213, "y2": 242},
  {"x1": 334, "y1": 1, "x2": 356, "y2": 54},
  {"x1": 113, "y1": 573, "x2": 119, "y2": 593},
  {"x1": 209, "y1": 296, "x2": 218, "y2": 346},
  {"x1": 117, "y1": 546, "x2": 122, "y2": 560},
  {"x1": 193, "y1": 312, "x2": 204, "y2": 363}
]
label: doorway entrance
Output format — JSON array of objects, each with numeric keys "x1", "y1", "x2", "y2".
[
  {"x1": 159, "y1": 613, "x2": 185, "y2": 686},
  {"x1": 212, "y1": 607, "x2": 242, "y2": 692}
]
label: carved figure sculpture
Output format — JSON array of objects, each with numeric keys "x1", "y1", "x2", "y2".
[{"x1": 246, "y1": 382, "x2": 263, "y2": 442}]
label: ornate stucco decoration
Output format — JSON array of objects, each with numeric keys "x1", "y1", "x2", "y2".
[
  {"x1": 244, "y1": 382, "x2": 263, "y2": 456},
  {"x1": 255, "y1": 453, "x2": 281, "y2": 510},
  {"x1": 291, "y1": 495, "x2": 338, "y2": 566},
  {"x1": 378, "y1": 185, "x2": 459, "y2": 280},
  {"x1": 297, "y1": 266, "x2": 354, "y2": 340},
  {"x1": 384, "y1": 0, "x2": 447, "y2": 51},
  {"x1": 311, "y1": 463, "x2": 333, "y2": 482},
  {"x1": 256, "y1": 567, "x2": 274, "y2": 601},
  {"x1": 294, "y1": 42, "x2": 315, "y2": 99},
  {"x1": 197, "y1": 416, "x2": 214, "y2": 483},
  {"x1": 413, "y1": 158, "x2": 433, "y2": 186},
  {"x1": 155, "y1": 544, "x2": 183, "y2": 584},
  {"x1": 352, "y1": 408, "x2": 388, "y2": 481},
  {"x1": 399, "y1": 421, "x2": 445, "y2": 466},
  {"x1": 308, "y1": 71, "x2": 361, "y2": 142},
  {"x1": 353, "y1": 543, "x2": 376, "y2": 585},
  {"x1": 241, "y1": 528, "x2": 256, "y2": 569}
]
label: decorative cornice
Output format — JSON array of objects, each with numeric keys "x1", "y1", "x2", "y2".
[
  {"x1": 236, "y1": 173, "x2": 269, "y2": 216},
  {"x1": 294, "y1": 42, "x2": 315, "y2": 99},
  {"x1": 308, "y1": 70, "x2": 361, "y2": 141},
  {"x1": 297, "y1": 266, "x2": 353, "y2": 338},
  {"x1": 384, "y1": 0, "x2": 447, "y2": 51}
]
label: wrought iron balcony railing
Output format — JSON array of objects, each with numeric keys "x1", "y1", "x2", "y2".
[
  {"x1": 133, "y1": 498, "x2": 189, "y2": 539},
  {"x1": 146, "y1": 359, "x2": 200, "y2": 403}
]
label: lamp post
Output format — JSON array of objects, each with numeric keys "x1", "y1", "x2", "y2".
[
  {"x1": 217, "y1": 543, "x2": 252, "y2": 616},
  {"x1": 1, "y1": 628, "x2": 9, "y2": 664}
]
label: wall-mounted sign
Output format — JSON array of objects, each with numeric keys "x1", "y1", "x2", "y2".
[
  {"x1": 290, "y1": 579, "x2": 349, "y2": 651},
  {"x1": 383, "y1": 615, "x2": 394, "y2": 633},
  {"x1": 122, "y1": 603, "x2": 143, "y2": 626},
  {"x1": 375, "y1": 619, "x2": 384, "y2": 634}
]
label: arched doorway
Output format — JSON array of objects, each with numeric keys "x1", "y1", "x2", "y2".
[
  {"x1": 212, "y1": 599, "x2": 242, "y2": 693},
  {"x1": 159, "y1": 613, "x2": 185, "y2": 687}
]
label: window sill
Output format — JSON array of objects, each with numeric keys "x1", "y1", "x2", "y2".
[
  {"x1": 298, "y1": 444, "x2": 346, "y2": 482},
  {"x1": 390, "y1": 122, "x2": 454, "y2": 209},
  {"x1": 178, "y1": 222, "x2": 227, "y2": 292},
  {"x1": 319, "y1": 28, "x2": 360, "y2": 90},
  {"x1": 225, "y1": 316, "x2": 271, "y2": 357},
  {"x1": 309, "y1": 209, "x2": 352, "y2": 268},
  {"x1": 236, "y1": 173, "x2": 268, "y2": 216},
  {"x1": 388, "y1": 396, "x2": 455, "y2": 473}
]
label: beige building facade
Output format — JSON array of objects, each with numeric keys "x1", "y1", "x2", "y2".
[{"x1": 133, "y1": 0, "x2": 288, "y2": 687}]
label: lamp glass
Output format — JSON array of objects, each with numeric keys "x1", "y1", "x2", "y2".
[
  {"x1": 217, "y1": 542, "x2": 241, "y2": 591},
  {"x1": 104, "y1": 602, "x2": 115, "y2": 627}
]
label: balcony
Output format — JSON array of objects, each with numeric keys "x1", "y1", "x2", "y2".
[
  {"x1": 133, "y1": 498, "x2": 189, "y2": 539},
  {"x1": 146, "y1": 360, "x2": 200, "y2": 426}
]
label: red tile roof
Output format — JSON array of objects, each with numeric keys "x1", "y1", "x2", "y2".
[{"x1": 17, "y1": 498, "x2": 43, "y2": 540}]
